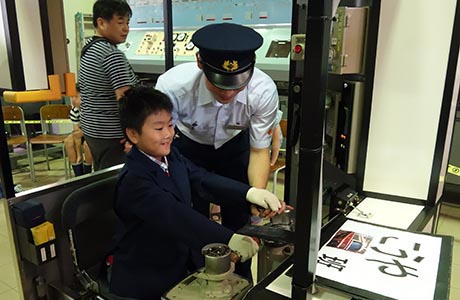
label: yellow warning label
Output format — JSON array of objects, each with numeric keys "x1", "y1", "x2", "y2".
[{"x1": 448, "y1": 164, "x2": 460, "y2": 176}]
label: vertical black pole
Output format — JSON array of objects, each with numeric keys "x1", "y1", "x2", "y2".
[
  {"x1": 38, "y1": 0, "x2": 54, "y2": 75},
  {"x1": 0, "y1": 108, "x2": 15, "y2": 199},
  {"x1": 163, "y1": 0, "x2": 174, "y2": 71},
  {"x1": 1, "y1": 0, "x2": 18, "y2": 198},
  {"x1": 291, "y1": 0, "x2": 333, "y2": 299}
]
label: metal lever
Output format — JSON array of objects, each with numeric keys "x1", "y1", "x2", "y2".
[{"x1": 349, "y1": 202, "x2": 372, "y2": 218}]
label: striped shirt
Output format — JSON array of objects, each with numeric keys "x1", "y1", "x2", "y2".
[
  {"x1": 78, "y1": 36, "x2": 138, "y2": 139},
  {"x1": 70, "y1": 106, "x2": 80, "y2": 124}
]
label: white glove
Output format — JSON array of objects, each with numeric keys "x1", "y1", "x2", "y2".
[
  {"x1": 228, "y1": 234, "x2": 259, "y2": 262},
  {"x1": 246, "y1": 187, "x2": 282, "y2": 211}
]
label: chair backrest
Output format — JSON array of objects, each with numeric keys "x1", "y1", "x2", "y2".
[
  {"x1": 39, "y1": 104, "x2": 71, "y2": 135},
  {"x1": 40, "y1": 104, "x2": 71, "y2": 120},
  {"x1": 61, "y1": 176, "x2": 119, "y2": 274},
  {"x1": 2, "y1": 106, "x2": 27, "y2": 136}
]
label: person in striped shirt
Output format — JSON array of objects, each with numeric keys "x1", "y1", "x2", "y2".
[{"x1": 78, "y1": 0, "x2": 138, "y2": 171}]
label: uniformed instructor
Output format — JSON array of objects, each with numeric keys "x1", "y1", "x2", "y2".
[{"x1": 155, "y1": 23, "x2": 280, "y2": 277}]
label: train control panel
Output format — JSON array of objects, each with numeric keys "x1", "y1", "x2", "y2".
[{"x1": 121, "y1": 0, "x2": 292, "y2": 81}]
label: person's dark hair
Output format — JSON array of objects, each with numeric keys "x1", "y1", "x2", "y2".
[
  {"x1": 92, "y1": 0, "x2": 132, "y2": 28},
  {"x1": 119, "y1": 86, "x2": 173, "y2": 138}
]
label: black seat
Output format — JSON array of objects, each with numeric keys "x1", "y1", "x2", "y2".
[{"x1": 61, "y1": 175, "x2": 120, "y2": 299}]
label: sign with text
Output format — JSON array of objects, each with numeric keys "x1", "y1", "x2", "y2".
[{"x1": 316, "y1": 220, "x2": 449, "y2": 300}]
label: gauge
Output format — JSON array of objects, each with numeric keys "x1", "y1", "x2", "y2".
[
  {"x1": 176, "y1": 32, "x2": 187, "y2": 41},
  {"x1": 185, "y1": 42, "x2": 195, "y2": 51}
]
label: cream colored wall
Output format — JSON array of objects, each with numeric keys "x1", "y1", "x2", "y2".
[
  {"x1": 63, "y1": 0, "x2": 95, "y2": 75},
  {"x1": 363, "y1": 0, "x2": 457, "y2": 199},
  {"x1": 16, "y1": 0, "x2": 48, "y2": 89}
]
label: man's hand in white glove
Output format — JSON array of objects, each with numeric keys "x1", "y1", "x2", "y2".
[
  {"x1": 228, "y1": 234, "x2": 259, "y2": 262},
  {"x1": 246, "y1": 187, "x2": 282, "y2": 212}
]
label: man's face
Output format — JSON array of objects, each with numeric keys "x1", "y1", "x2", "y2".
[
  {"x1": 98, "y1": 14, "x2": 129, "y2": 45},
  {"x1": 204, "y1": 77, "x2": 246, "y2": 104},
  {"x1": 127, "y1": 110, "x2": 174, "y2": 161}
]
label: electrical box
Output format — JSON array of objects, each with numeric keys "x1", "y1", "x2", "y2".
[{"x1": 329, "y1": 7, "x2": 368, "y2": 74}]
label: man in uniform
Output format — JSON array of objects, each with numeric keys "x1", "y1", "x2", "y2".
[{"x1": 156, "y1": 23, "x2": 280, "y2": 278}]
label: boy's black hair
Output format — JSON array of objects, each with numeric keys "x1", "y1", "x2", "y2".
[
  {"x1": 92, "y1": 0, "x2": 132, "y2": 28},
  {"x1": 119, "y1": 86, "x2": 173, "y2": 138}
]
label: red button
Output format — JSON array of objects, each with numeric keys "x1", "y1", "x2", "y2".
[{"x1": 294, "y1": 45, "x2": 303, "y2": 54}]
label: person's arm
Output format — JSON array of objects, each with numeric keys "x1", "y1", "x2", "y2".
[
  {"x1": 115, "y1": 86, "x2": 132, "y2": 100},
  {"x1": 103, "y1": 50, "x2": 137, "y2": 100},
  {"x1": 270, "y1": 124, "x2": 282, "y2": 166},
  {"x1": 248, "y1": 146, "x2": 271, "y2": 188},
  {"x1": 249, "y1": 146, "x2": 291, "y2": 218}
]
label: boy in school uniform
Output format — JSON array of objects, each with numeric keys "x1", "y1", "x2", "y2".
[{"x1": 109, "y1": 86, "x2": 286, "y2": 300}]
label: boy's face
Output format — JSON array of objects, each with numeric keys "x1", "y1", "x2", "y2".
[
  {"x1": 126, "y1": 110, "x2": 174, "y2": 161},
  {"x1": 71, "y1": 92, "x2": 81, "y2": 108},
  {"x1": 97, "y1": 14, "x2": 129, "y2": 45}
]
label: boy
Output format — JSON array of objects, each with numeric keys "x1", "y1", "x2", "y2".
[
  {"x1": 64, "y1": 84, "x2": 93, "y2": 176},
  {"x1": 110, "y1": 86, "x2": 285, "y2": 300}
]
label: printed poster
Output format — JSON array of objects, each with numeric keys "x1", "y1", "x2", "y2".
[{"x1": 316, "y1": 220, "x2": 442, "y2": 300}]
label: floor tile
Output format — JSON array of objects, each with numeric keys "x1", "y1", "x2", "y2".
[
  {"x1": 436, "y1": 216, "x2": 460, "y2": 242},
  {"x1": 0, "y1": 281, "x2": 12, "y2": 296},
  {"x1": 0, "y1": 235, "x2": 13, "y2": 267},
  {"x1": 0, "y1": 288, "x2": 21, "y2": 300},
  {"x1": 450, "y1": 287, "x2": 460, "y2": 300},
  {"x1": 440, "y1": 203, "x2": 460, "y2": 219},
  {"x1": 0, "y1": 263, "x2": 19, "y2": 289},
  {"x1": 452, "y1": 266, "x2": 459, "y2": 291},
  {"x1": 453, "y1": 241, "x2": 460, "y2": 268}
]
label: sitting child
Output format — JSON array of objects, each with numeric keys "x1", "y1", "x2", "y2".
[
  {"x1": 109, "y1": 86, "x2": 285, "y2": 300},
  {"x1": 64, "y1": 85, "x2": 93, "y2": 176}
]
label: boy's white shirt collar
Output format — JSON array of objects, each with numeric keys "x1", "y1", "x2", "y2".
[{"x1": 138, "y1": 148, "x2": 169, "y2": 173}]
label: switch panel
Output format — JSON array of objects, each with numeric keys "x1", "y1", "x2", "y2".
[
  {"x1": 329, "y1": 7, "x2": 368, "y2": 74},
  {"x1": 291, "y1": 34, "x2": 306, "y2": 61}
]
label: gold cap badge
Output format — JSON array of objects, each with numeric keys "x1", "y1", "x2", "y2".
[{"x1": 222, "y1": 60, "x2": 239, "y2": 72}]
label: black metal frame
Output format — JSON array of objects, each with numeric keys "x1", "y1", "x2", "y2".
[
  {"x1": 287, "y1": 1, "x2": 333, "y2": 299},
  {"x1": 162, "y1": 0, "x2": 174, "y2": 72},
  {"x1": 428, "y1": 0, "x2": 460, "y2": 206},
  {"x1": 38, "y1": 0, "x2": 54, "y2": 75},
  {"x1": 0, "y1": 0, "x2": 25, "y2": 91}
]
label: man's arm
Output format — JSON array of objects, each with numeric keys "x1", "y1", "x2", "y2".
[
  {"x1": 249, "y1": 146, "x2": 289, "y2": 218},
  {"x1": 248, "y1": 146, "x2": 270, "y2": 188},
  {"x1": 270, "y1": 124, "x2": 282, "y2": 166},
  {"x1": 115, "y1": 86, "x2": 132, "y2": 100}
]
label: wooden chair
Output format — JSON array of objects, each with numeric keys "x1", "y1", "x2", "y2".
[
  {"x1": 2, "y1": 106, "x2": 35, "y2": 180},
  {"x1": 29, "y1": 104, "x2": 72, "y2": 181},
  {"x1": 271, "y1": 119, "x2": 288, "y2": 195}
]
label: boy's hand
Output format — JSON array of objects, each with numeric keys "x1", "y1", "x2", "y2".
[{"x1": 228, "y1": 234, "x2": 259, "y2": 262}]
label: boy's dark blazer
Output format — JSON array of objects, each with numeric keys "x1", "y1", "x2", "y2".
[{"x1": 110, "y1": 146, "x2": 250, "y2": 300}]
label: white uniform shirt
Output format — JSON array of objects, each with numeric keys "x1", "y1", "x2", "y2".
[{"x1": 156, "y1": 62, "x2": 279, "y2": 149}]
